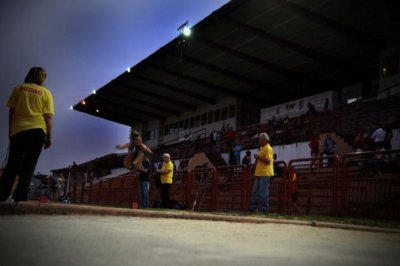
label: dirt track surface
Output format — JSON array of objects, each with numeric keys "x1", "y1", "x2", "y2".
[{"x1": 0, "y1": 215, "x2": 399, "y2": 266}]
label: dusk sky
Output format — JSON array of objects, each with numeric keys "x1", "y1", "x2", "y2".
[{"x1": 0, "y1": 0, "x2": 229, "y2": 174}]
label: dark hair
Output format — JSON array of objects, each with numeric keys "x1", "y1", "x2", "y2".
[
  {"x1": 24, "y1": 67, "x2": 46, "y2": 85},
  {"x1": 130, "y1": 129, "x2": 141, "y2": 139}
]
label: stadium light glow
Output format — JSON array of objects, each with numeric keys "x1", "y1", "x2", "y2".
[
  {"x1": 81, "y1": 100, "x2": 86, "y2": 105},
  {"x1": 127, "y1": 67, "x2": 131, "y2": 73},
  {"x1": 178, "y1": 21, "x2": 191, "y2": 37},
  {"x1": 69, "y1": 105, "x2": 74, "y2": 110},
  {"x1": 92, "y1": 89, "x2": 96, "y2": 95},
  {"x1": 182, "y1": 25, "x2": 191, "y2": 36}
]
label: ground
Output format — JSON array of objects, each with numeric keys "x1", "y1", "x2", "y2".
[{"x1": 0, "y1": 215, "x2": 399, "y2": 266}]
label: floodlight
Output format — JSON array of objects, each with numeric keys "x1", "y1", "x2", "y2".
[
  {"x1": 178, "y1": 21, "x2": 191, "y2": 37},
  {"x1": 182, "y1": 26, "x2": 191, "y2": 36}
]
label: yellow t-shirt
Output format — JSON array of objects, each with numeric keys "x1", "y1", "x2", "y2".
[
  {"x1": 160, "y1": 161, "x2": 174, "y2": 184},
  {"x1": 254, "y1": 144, "x2": 274, "y2": 177},
  {"x1": 7, "y1": 83, "x2": 54, "y2": 136}
]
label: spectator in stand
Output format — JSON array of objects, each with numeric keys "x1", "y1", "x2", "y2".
[
  {"x1": 306, "y1": 102, "x2": 318, "y2": 116},
  {"x1": 242, "y1": 150, "x2": 252, "y2": 167},
  {"x1": 268, "y1": 116, "x2": 276, "y2": 129},
  {"x1": 322, "y1": 133, "x2": 336, "y2": 167},
  {"x1": 324, "y1": 98, "x2": 329, "y2": 111},
  {"x1": 209, "y1": 130, "x2": 217, "y2": 148},
  {"x1": 371, "y1": 124, "x2": 386, "y2": 151},
  {"x1": 225, "y1": 126, "x2": 235, "y2": 151},
  {"x1": 384, "y1": 125, "x2": 393, "y2": 150},
  {"x1": 354, "y1": 129, "x2": 367, "y2": 152},
  {"x1": 308, "y1": 135, "x2": 320, "y2": 168},
  {"x1": 155, "y1": 153, "x2": 174, "y2": 208},
  {"x1": 233, "y1": 141, "x2": 243, "y2": 165},
  {"x1": 194, "y1": 136, "x2": 201, "y2": 153},
  {"x1": 250, "y1": 133, "x2": 274, "y2": 213},
  {"x1": 138, "y1": 154, "x2": 152, "y2": 208},
  {"x1": 228, "y1": 145, "x2": 235, "y2": 166},
  {"x1": 273, "y1": 154, "x2": 283, "y2": 177}
]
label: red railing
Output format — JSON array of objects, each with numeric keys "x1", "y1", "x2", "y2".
[
  {"x1": 341, "y1": 149, "x2": 400, "y2": 219},
  {"x1": 285, "y1": 156, "x2": 340, "y2": 216},
  {"x1": 67, "y1": 151, "x2": 400, "y2": 219}
]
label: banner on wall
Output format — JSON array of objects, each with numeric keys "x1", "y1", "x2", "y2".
[
  {"x1": 178, "y1": 129, "x2": 192, "y2": 142},
  {"x1": 260, "y1": 91, "x2": 335, "y2": 123}
]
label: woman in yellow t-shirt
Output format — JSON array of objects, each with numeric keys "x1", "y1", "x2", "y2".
[
  {"x1": 155, "y1": 153, "x2": 174, "y2": 208},
  {"x1": 0, "y1": 67, "x2": 54, "y2": 202}
]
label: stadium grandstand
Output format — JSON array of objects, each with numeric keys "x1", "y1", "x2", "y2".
[{"x1": 54, "y1": 0, "x2": 400, "y2": 218}]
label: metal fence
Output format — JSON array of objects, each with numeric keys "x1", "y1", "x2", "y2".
[{"x1": 67, "y1": 150, "x2": 400, "y2": 219}]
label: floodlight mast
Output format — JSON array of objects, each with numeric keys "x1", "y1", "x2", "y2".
[{"x1": 178, "y1": 21, "x2": 191, "y2": 37}]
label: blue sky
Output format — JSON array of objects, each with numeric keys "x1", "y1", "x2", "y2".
[{"x1": 0, "y1": 0, "x2": 229, "y2": 174}]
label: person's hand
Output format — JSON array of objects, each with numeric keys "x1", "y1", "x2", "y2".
[
  {"x1": 253, "y1": 154, "x2": 258, "y2": 159},
  {"x1": 44, "y1": 138, "x2": 52, "y2": 149}
]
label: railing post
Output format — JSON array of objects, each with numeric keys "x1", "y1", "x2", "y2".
[
  {"x1": 73, "y1": 182, "x2": 77, "y2": 203},
  {"x1": 108, "y1": 178, "x2": 113, "y2": 205},
  {"x1": 185, "y1": 170, "x2": 192, "y2": 206},
  {"x1": 88, "y1": 179, "x2": 93, "y2": 204},
  {"x1": 210, "y1": 168, "x2": 217, "y2": 210},
  {"x1": 119, "y1": 176, "x2": 125, "y2": 204},
  {"x1": 80, "y1": 181, "x2": 85, "y2": 203},
  {"x1": 98, "y1": 179, "x2": 102, "y2": 204},
  {"x1": 278, "y1": 161, "x2": 287, "y2": 214}
]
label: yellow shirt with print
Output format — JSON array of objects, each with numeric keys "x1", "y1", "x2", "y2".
[
  {"x1": 254, "y1": 144, "x2": 274, "y2": 177},
  {"x1": 160, "y1": 161, "x2": 174, "y2": 184},
  {"x1": 7, "y1": 83, "x2": 54, "y2": 136}
]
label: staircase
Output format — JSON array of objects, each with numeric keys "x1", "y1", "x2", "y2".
[{"x1": 205, "y1": 152, "x2": 228, "y2": 168}]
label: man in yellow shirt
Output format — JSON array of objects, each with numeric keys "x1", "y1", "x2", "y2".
[
  {"x1": 0, "y1": 67, "x2": 54, "y2": 202},
  {"x1": 155, "y1": 153, "x2": 174, "y2": 208},
  {"x1": 250, "y1": 133, "x2": 274, "y2": 212}
]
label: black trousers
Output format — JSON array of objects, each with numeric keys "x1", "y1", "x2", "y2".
[
  {"x1": 160, "y1": 183, "x2": 171, "y2": 208},
  {"x1": 0, "y1": 129, "x2": 45, "y2": 201}
]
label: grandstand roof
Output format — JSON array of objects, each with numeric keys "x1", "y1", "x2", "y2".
[{"x1": 73, "y1": 0, "x2": 400, "y2": 126}]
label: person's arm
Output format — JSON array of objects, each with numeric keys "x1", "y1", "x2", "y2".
[
  {"x1": 156, "y1": 163, "x2": 173, "y2": 174},
  {"x1": 139, "y1": 143, "x2": 152, "y2": 154},
  {"x1": 116, "y1": 143, "x2": 130, "y2": 149},
  {"x1": 8, "y1": 108, "x2": 15, "y2": 139},
  {"x1": 44, "y1": 113, "x2": 53, "y2": 149},
  {"x1": 138, "y1": 163, "x2": 149, "y2": 173},
  {"x1": 156, "y1": 168, "x2": 172, "y2": 174},
  {"x1": 254, "y1": 152, "x2": 271, "y2": 164}
]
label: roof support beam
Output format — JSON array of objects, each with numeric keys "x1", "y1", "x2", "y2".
[
  {"x1": 195, "y1": 37, "x2": 305, "y2": 81},
  {"x1": 90, "y1": 96, "x2": 167, "y2": 120},
  {"x1": 221, "y1": 15, "x2": 342, "y2": 67},
  {"x1": 130, "y1": 74, "x2": 216, "y2": 105},
  {"x1": 74, "y1": 104, "x2": 145, "y2": 125},
  {"x1": 112, "y1": 80, "x2": 197, "y2": 111},
  {"x1": 100, "y1": 90, "x2": 181, "y2": 116},
  {"x1": 272, "y1": 0, "x2": 383, "y2": 49},
  {"x1": 165, "y1": 52, "x2": 281, "y2": 93},
  {"x1": 149, "y1": 64, "x2": 266, "y2": 105}
]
